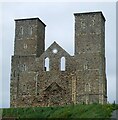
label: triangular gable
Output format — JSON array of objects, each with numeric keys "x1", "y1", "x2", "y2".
[
  {"x1": 44, "y1": 82, "x2": 63, "y2": 92},
  {"x1": 40, "y1": 41, "x2": 71, "y2": 58}
]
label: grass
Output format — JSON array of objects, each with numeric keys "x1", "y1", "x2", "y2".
[{"x1": 1, "y1": 103, "x2": 118, "y2": 119}]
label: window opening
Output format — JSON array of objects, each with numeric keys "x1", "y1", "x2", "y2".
[
  {"x1": 52, "y1": 49, "x2": 58, "y2": 54},
  {"x1": 20, "y1": 26, "x2": 23, "y2": 35},
  {"x1": 85, "y1": 83, "x2": 91, "y2": 92},
  {"x1": 45, "y1": 57, "x2": 49, "y2": 71},
  {"x1": 61, "y1": 57, "x2": 65, "y2": 71},
  {"x1": 22, "y1": 64, "x2": 27, "y2": 71},
  {"x1": 29, "y1": 26, "x2": 33, "y2": 35},
  {"x1": 24, "y1": 44, "x2": 27, "y2": 49},
  {"x1": 84, "y1": 64, "x2": 88, "y2": 70}
]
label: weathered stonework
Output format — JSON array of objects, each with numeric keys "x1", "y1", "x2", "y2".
[{"x1": 10, "y1": 12, "x2": 107, "y2": 107}]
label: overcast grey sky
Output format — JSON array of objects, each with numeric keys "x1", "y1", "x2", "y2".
[{"x1": 1, "y1": 2, "x2": 116, "y2": 108}]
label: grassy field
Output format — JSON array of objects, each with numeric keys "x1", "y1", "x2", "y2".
[{"x1": 1, "y1": 104, "x2": 118, "y2": 119}]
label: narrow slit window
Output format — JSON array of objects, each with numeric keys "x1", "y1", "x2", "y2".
[
  {"x1": 84, "y1": 64, "x2": 88, "y2": 70},
  {"x1": 20, "y1": 26, "x2": 23, "y2": 35},
  {"x1": 45, "y1": 57, "x2": 49, "y2": 71},
  {"x1": 14, "y1": 70, "x2": 16, "y2": 77},
  {"x1": 29, "y1": 26, "x2": 33, "y2": 35},
  {"x1": 61, "y1": 57, "x2": 65, "y2": 71}
]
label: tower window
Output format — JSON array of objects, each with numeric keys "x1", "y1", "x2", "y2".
[
  {"x1": 24, "y1": 44, "x2": 27, "y2": 49},
  {"x1": 81, "y1": 21, "x2": 86, "y2": 29},
  {"x1": 19, "y1": 64, "x2": 27, "y2": 71},
  {"x1": 45, "y1": 57, "x2": 49, "y2": 71},
  {"x1": 23, "y1": 64, "x2": 27, "y2": 71},
  {"x1": 20, "y1": 26, "x2": 23, "y2": 35},
  {"x1": 29, "y1": 26, "x2": 33, "y2": 35},
  {"x1": 60, "y1": 57, "x2": 65, "y2": 71},
  {"x1": 85, "y1": 83, "x2": 91, "y2": 92},
  {"x1": 91, "y1": 19, "x2": 95, "y2": 25},
  {"x1": 84, "y1": 64, "x2": 88, "y2": 70}
]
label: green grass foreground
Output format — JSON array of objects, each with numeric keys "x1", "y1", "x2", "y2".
[{"x1": 1, "y1": 104, "x2": 118, "y2": 119}]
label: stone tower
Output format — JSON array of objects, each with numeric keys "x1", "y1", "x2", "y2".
[
  {"x1": 10, "y1": 12, "x2": 107, "y2": 107},
  {"x1": 10, "y1": 18, "x2": 46, "y2": 107},
  {"x1": 74, "y1": 12, "x2": 107, "y2": 104},
  {"x1": 14, "y1": 18, "x2": 46, "y2": 56}
]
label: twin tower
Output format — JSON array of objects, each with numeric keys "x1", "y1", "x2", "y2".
[{"x1": 10, "y1": 12, "x2": 107, "y2": 107}]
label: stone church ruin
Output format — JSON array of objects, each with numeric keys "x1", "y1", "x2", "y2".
[{"x1": 10, "y1": 11, "x2": 107, "y2": 107}]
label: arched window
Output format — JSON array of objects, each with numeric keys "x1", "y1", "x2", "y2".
[
  {"x1": 20, "y1": 26, "x2": 23, "y2": 35},
  {"x1": 22, "y1": 64, "x2": 27, "y2": 71},
  {"x1": 45, "y1": 57, "x2": 49, "y2": 71},
  {"x1": 85, "y1": 83, "x2": 91, "y2": 92},
  {"x1": 29, "y1": 26, "x2": 33, "y2": 35},
  {"x1": 61, "y1": 57, "x2": 65, "y2": 71},
  {"x1": 24, "y1": 43, "x2": 27, "y2": 49}
]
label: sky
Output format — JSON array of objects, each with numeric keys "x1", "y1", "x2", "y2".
[{"x1": 1, "y1": 1, "x2": 116, "y2": 108}]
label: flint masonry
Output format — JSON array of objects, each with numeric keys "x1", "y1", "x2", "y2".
[{"x1": 10, "y1": 11, "x2": 107, "y2": 107}]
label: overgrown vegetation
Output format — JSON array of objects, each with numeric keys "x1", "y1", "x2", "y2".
[{"x1": 1, "y1": 104, "x2": 118, "y2": 119}]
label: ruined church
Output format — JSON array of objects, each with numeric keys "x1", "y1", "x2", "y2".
[{"x1": 10, "y1": 11, "x2": 107, "y2": 107}]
